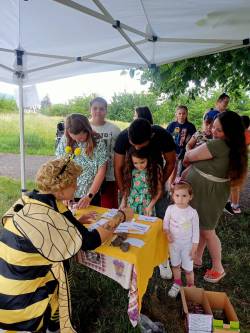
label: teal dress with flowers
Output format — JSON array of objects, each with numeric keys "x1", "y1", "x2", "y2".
[
  {"x1": 56, "y1": 135, "x2": 108, "y2": 198},
  {"x1": 127, "y1": 169, "x2": 152, "y2": 215}
]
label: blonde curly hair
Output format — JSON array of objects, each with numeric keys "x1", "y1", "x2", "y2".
[{"x1": 36, "y1": 158, "x2": 82, "y2": 193}]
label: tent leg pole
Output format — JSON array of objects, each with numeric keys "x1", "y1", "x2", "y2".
[{"x1": 18, "y1": 79, "x2": 27, "y2": 194}]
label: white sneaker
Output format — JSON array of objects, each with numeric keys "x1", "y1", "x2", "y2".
[
  {"x1": 168, "y1": 283, "x2": 181, "y2": 298},
  {"x1": 232, "y1": 205, "x2": 242, "y2": 214},
  {"x1": 159, "y1": 262, "x2": 172, "y2": 279},
  {"x1": 223, "y1": 202, "x2": 235, "y2": 215}
]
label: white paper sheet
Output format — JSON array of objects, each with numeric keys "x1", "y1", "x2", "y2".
[
  {"x1": 188, "y1": 313, "x2": 213, "y2": 332},
  {"x1": 131, "y1": 222, "x2": 151, "y2": 232},
  {"x1": 126, "y1": 238, "x2": 145, "y2": 248},
  {"x1": 88, "y1": 218, "x2": 109, "y2": 231},
  {"x1": 115, "y1": 222, "x2": 150, "y2": 235},
  {"x1": 137, "y1": 215, "x2": 158, "y2": 222},
  {"x1": 102, "y1": 209, "x2": 118, "y2": 218}
]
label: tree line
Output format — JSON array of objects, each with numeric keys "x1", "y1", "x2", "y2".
[{"x1": 1, "y1": 89, "x2": 250, "y2": 128}]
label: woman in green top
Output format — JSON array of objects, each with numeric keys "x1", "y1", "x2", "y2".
[
  {"x1": 182, "y1": 111, "x2": 247, "y2": 283},
  {"x1": 56, "y1": 114, "x2": 108, "y2": 209}
]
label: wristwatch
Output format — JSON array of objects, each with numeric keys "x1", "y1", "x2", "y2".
[{"x1": 87, "y1": 193, "x2": 94, "y2": 199}]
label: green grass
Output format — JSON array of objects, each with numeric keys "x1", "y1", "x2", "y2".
[
  {"x1": 0, "y1": 177, "x2": 35, "y2": 217},
  {"x1": 0, "y1": 176, "x2": 249, "y2": 332},
  {"x1": 0, "y1": 113, "x2": 60, "y2": 155},
  {"x1": 144, "y1": 213, "x2": 250, "y2": 333},
  {"x1": 0, "y1": 113, "x2": 129, "y2": 155},
  {"x1": 70, "y1": 263, "x2": 141, "y2": 333}
]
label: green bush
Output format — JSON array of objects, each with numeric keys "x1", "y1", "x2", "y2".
[
  {"x1": 155, "y1": 91, "x2": 250, "y2": 128},
  {"x1": 108, "y1": 92, "x2": 158, "y2": 122},
  {"x1": 0, "y1": 96, "x2": 17, "y2": 113},
  {"x1": 40, "y1": 103, "x2": 70, "y2": 117},
  {"x1": 40, "y1": 94, "x2": 97, "y2": 117},
  {"x1": 39, "y1": 90, "x2": 250, "y2": 127}
]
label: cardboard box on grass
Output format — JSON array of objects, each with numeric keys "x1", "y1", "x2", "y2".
[
  {"x1": 181, "y1": 287, "x2": 213, "y2": 332},
  {"x1": 205, "y1": 291, "x2": 240, "y2": 333}
]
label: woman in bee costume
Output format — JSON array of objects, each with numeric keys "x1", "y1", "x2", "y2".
[{"x1": 0, "y1": 157, "x2": 133, "y2": 333}]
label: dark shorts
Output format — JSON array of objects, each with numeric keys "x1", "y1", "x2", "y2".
[{"x1": 155, "y1": 191, "x2": 170, "y2": 219}]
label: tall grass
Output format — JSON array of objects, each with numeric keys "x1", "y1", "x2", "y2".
[
  {"x1": 0, "y1": 113, "x2": 128, "y2": 155},
  {"x1": 0, "y1": 114, "x2": 59, "y2": 155}
]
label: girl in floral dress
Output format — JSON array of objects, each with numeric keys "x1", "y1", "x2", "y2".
[{"x1": 120, "y1": 147, "x2": 162, "y2": 215}]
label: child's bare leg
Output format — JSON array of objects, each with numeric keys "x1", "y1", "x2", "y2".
[
  {"x1": 230, "y1": 186, "x2": 240, "y2": 208},
  {"x1": 195, "y1": 232, "x2": 206, "y2": 266},
  {"x1": 172, "y1": 265, "x2": 182, "y2": 284},
  {"x1": 185, "y1": 270, "x2": 194, "y2": 286}
]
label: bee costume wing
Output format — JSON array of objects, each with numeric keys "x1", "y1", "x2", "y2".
[
  {"x1": 13, "y1": 202, "x2": 82, "y2": 261},
  {"x1": 8, "y1": 198, "x2": 82, "y2": 333}
]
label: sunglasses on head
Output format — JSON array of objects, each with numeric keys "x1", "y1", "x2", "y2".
[{"x1": 56, "y1": 159, "x2": 70, "y2": 178}]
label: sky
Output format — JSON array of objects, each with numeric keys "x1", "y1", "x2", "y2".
[{"x1": 0, "y1": 70, "x2": 149, "y2": 105}]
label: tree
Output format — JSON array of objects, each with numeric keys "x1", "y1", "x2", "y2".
[
  {"x1": 108, "y1": 92, "x2": 158, "y2": 122},
  {"x1": 67, "y1": 94, "x2": 97, "y2": 116},
  {"x1": 141, "y1": 48, "x2": 250, "y2": 99},
  {"x1": 40, "y1": 94, "x2": 52, "y2": 109}
]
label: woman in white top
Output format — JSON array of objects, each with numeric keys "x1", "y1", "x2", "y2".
[{"x1": 89, "y1": 97, "x2": 121, "y2": 208}]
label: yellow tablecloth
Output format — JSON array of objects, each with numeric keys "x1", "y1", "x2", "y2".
[{"x1": 76, "y1": 206, "x2": 168, "y2": 310}]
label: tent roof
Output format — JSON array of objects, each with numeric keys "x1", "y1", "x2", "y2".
[{"x1": 0, "y1": 0, "x2": 249, "y2": 85}]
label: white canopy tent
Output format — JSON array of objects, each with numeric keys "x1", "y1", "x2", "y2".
[{"x1": 0, "y1": 0, "x2": 249, "y2": 191}]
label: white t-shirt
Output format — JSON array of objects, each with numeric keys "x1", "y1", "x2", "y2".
[
  {"x1": 163, "y1": 204, "x2": 199, "y2": 244},
  {"x1": 91, "y1": 121, "x2": 121, "y2": 181}
]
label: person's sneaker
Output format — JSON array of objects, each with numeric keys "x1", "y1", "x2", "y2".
[
  {"x1": 159, "y1": 262, "x2": 172, "y2": 279},
  {"x1": 232, "y1": 205, "x2": 242, "y2": 214},
  {"x1": 223, "y1": 202, "x2": 234, "y2": 215},
  {"x1": 168, "y1": 283, "x2": 181, "y2": 298}
]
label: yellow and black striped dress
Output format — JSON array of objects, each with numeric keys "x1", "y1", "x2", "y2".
[{"x1": 0, "y1": 191, "x2": 101, "y2": 332}]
